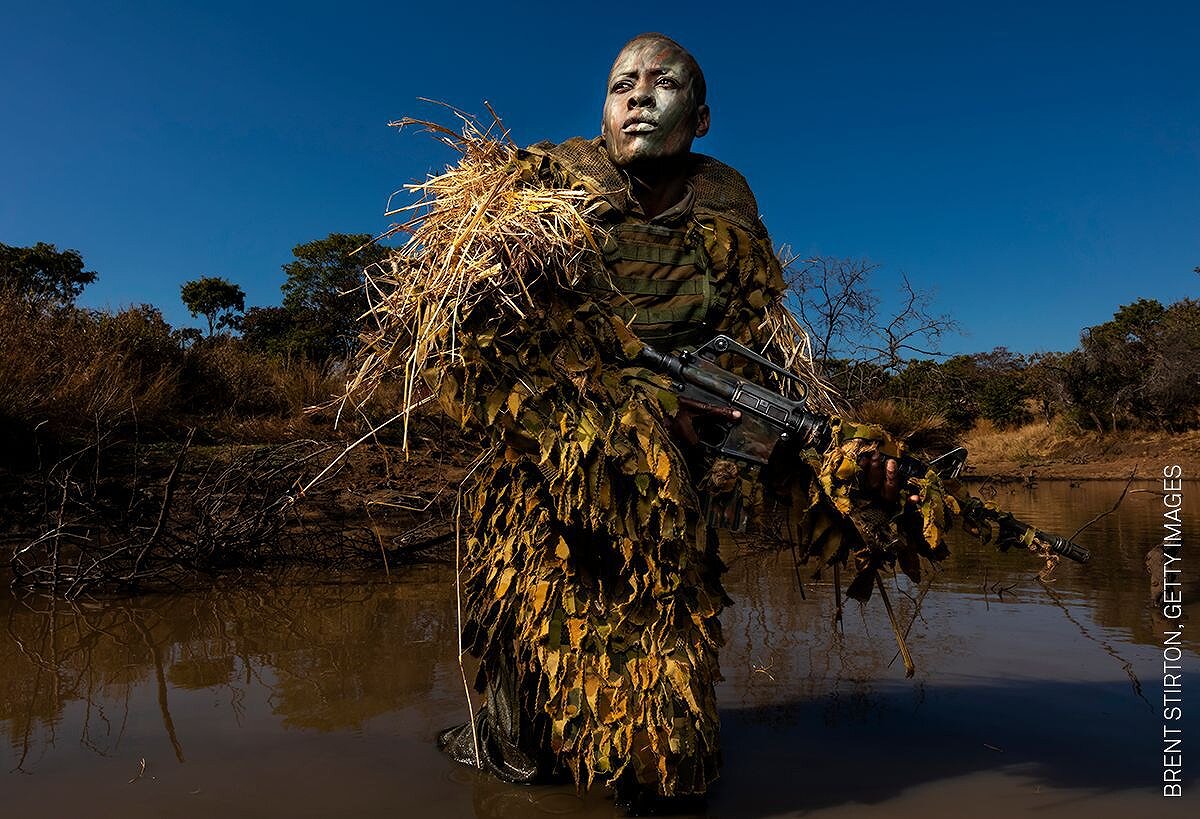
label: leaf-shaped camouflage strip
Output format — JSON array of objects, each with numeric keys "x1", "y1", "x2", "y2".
[{"x1": 456, "y1": 389, "x2": 725, "y2": 796}]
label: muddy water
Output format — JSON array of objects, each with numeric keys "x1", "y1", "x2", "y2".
[{"x1": 2, "y1": 480, "x2": 1196, "y2": 817}]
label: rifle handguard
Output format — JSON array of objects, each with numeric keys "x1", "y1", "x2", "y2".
[
  {"x1": 1035, "y1": 530, "x2": 1092, "y2": 564},
  {"x1": 999, "y1": 514, "x2": 1092, "y2": 564}
]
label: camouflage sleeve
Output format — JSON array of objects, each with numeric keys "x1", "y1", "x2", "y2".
[
  {"x1": 694, "y1": 217, "x2": 958, "y2": 599},
  {"x1": 688, "y1": 217, "x2": 793, "y2": 526},
  {"x1": 795, "y1": 419, "x2": 954, "y2": 600},
  {"x1": 428, "y1": 148, "x2": 615, "y2": 449}
]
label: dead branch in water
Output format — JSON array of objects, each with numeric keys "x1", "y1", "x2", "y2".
[
  {"x1": 6, "y1": 416, "x2": 469, "y2": 596},
  {"x1": 1068, "y1": 466, "x2": 1138, "y2": 542}
]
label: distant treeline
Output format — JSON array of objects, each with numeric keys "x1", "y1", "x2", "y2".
[
  {"x1": 785, "y1": 256, "x2": 1199, "y2": 436},
  {"x1": 0, "y1": 235, "x2": 393, "y2": 457},
  {"x1": 819, "y1": 296, "x2": 1200, "y2": 435},
  {"x1": 1, "y1": 239, "x2": 1197, "y2": 457}
]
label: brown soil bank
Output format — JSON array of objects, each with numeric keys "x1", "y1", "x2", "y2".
[{"x1": 960, "y1": 421, "x2": 1200, "y2": 480}]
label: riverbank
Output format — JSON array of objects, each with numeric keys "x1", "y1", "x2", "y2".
[
  {"x1": 960, "y1": 421, "x2": 1200, "y2": 480},
  {"x1": 5, "y1": 412, "x2": 1197, "y2": 595},
  {"x1": 0, "y1": 416, "x2": 472, "y2": 596}
]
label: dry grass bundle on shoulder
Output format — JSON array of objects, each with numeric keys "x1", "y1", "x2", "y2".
[
  {"x1": 345, "y1": 109, "x2": 607, "y2": 446},
  {"x1": 759, "y1": 301, "x2": 841, "y2": 414},
  {"x1": 854, "y1": 398, "x2": 956, "y2": 455}
]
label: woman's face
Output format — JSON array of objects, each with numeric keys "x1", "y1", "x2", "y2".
[{"x1": 601, "y1": 39, "x2": 709, "y2": 167}]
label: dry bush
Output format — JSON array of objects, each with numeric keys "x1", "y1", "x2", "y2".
[
  {"x1": 180, "y1": 339, "x2": 284, "y2": 417},
  {"x1": 0, "y1": 290, "x2": 471, "y2": 594},
  {"x1": 270, "y1": 358, "x2": 344, "y2": 416},
  {"x1": 179, "y1": 343, "x2": 360, "y2": 426},
  {"x1": 854, "y1": 398, "x2": 956, "y2": 455},
  {"x1": 5, "y1": 422, "x2": 473, "y2": 596},
  {"x1": 0, "y1": 293, "x2": 180, "y2": 444}
]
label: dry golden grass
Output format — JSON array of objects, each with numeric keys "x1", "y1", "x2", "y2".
[
  {"x1": 761, "y1": 302, "x2": 840, "y2": 413},
  {"x1": 961, "y1": 419, "x2": 1072, "y2": 466},
  {"x1": 854, "y1": 398, "x2": 956, "y2": 454},
  {"x1": 345, "y1": 109, "x2": 604, "y2": 447},
  {"x1": 0, "y1": 289, "x2": 383, "y2": 451},
  {"x1": 0, "y1": 294, "x2": 178, "y2": 435}
]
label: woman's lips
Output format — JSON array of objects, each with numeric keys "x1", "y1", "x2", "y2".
[{"x1": 622, "y1": 120, "x2": 657, "y2": 134}]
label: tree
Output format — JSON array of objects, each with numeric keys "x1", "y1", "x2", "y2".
[
  {"x1": 1047, "y1": 297, "x2": 1200, "y2": 431},
  {"x1": 279, "y1": 233, "x2": 389, "y2": 360},
  {"x1": 864, "y1": 275, "x2": 960, "y2": 373},
  {"x1": 1141, "y1": 298, "x2": 1200, "y2": 429},
  {"x1": 1025, "y1": 351, "x2": 1072, "y2": 425},
  {"x1": 239, "y1": 305, "x2": 323, "y2": 358},
  {"x1": 240, "y1": 306, "x2": 293, "y2": 353},
  {"x1": 784, "y1": 255, "x2": 879, "y2": 365},
  {"x1": 95, "y1": 303, "x2": 181, "y2": 374},
  {"x1": 785, "y1": 256, "x2": 957, "y2": 369},
  {"x1": 0, "y1": 242, "x2": 97, "y2": 305},
  {"x1": 890, "y1": 356, "x2": 979, "y2": 431},
  {"x1": 180, "y1": 276, "x2": 245, "y2": 336},
  {"x1": 1074, "y1": 298, "x2": 1164, "y2": 430},
  {"x1": 971, "y1": 347, "x2": 1033, "y2": 429},
  {"x1": 783, "y1": 255, "x2": 958, "y2": 402}
]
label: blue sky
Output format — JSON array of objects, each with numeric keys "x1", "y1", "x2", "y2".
[{"x1": 2, "y1": 1, "x2": 1196, "y2": 355}]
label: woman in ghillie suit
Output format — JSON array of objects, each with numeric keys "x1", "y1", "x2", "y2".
[{"x1": 352, "y1": 34, "x2": 959, "y2": 807}]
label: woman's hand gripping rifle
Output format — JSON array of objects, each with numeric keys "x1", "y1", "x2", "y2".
[{"x1": 635, "y1": 335, "x2": 1091, "y2": 565}]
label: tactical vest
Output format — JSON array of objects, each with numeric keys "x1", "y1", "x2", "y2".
[{"x1": 590, "y1": 219, "x2": 725, "y2": 351}]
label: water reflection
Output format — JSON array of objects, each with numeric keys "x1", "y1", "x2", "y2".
[
  {"x1": 1, "y1": 481, "x2": 1196, "y2": 817},
  {"x1": 2, "y1": 569, "x2": 456, "y2": 770}
]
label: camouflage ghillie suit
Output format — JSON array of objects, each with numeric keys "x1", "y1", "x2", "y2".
[
  {"x1": 434, "y1": 137, "x2": 958, "y2": 797},
  {"x1": 435, "y1": 136, "x2": 788, "y2": 797}
]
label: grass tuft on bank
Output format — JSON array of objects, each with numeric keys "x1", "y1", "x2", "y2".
[{"x1": 962, "y1": 419, "x2": 1200, "y2": 479}]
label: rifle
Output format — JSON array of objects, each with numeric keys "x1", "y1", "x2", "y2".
[{"x1": 636, "y1": 334, "x2": 1091, "y2": 564}]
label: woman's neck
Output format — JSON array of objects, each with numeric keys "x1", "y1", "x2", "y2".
[{"x1": 624, "y1": 156, "x2": 690, "y2": 219}]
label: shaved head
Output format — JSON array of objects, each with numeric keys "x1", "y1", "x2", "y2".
[{"x1": 602, "y1": 34, "x2": 710, "y2": 167}]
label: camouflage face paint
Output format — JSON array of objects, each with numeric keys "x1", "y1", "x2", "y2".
[{"x1": 601, "y1": 39, "x2": 710, "y2": 167}]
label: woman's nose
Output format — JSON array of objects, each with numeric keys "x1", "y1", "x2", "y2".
[{"x1": 629, "y1": 84, "x2": 655, "y2": 108}]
